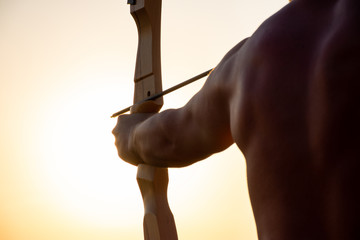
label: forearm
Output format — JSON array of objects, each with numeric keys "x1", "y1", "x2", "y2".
[{"x1": 131, "y1": 108, "x2": 207, "y2": 167}]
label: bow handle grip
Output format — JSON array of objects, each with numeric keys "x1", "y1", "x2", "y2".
[{"x1": 137, "y1": 164, "x2": 178, "y2": 240}]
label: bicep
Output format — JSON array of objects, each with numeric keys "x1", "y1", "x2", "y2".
[
  {"x1": 175, "y1": 39, "x2": 251, "y2": 159},
  {"x1": 181, "y1": 72, "x2": 234, "y2": 155}
]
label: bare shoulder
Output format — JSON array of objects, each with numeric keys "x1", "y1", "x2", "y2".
[
  {"x1": 226, "y1": 2, "x2": 307, "y2": 149},
  {"x1": 230, "y1": 0, "x2": 360, "y2": 150}
]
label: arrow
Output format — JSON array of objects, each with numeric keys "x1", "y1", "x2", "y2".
[{"x1": 111, "y1": 69, "x2": 212, "y2": 118}]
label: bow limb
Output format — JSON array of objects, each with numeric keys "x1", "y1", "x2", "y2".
[{"x1": 128, "y1": 0, "x2": 178, "y2": 239}]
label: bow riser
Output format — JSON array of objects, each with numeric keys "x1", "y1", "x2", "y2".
[{"x1": 130, "y1": 0, "x2": 163, "y2": 112}]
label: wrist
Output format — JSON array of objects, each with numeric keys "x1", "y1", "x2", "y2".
[{"x1": 128, "y1": 125, "x2": 144, "y2": 165}]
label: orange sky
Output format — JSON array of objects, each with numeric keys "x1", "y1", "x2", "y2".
[{"x1": 0, "y1": 0, "x2": 287, "y2": 239}]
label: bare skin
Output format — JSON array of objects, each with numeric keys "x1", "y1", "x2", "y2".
[{"x1": 113, "y1": 0, "x2": 360, "y2": 239}]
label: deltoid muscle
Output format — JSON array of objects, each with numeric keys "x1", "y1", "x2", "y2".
[{"x1": 127, "y1": 0, "x2": 178, "y2": 239}]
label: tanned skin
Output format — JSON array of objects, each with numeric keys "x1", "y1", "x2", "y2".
[{"x1": 113, "y1": 0, "x2": 360, "y2": 239}]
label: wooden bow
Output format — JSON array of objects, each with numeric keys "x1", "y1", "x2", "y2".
[{"x1": 127, "y1": 0, "x2": 178, "y2": 239}]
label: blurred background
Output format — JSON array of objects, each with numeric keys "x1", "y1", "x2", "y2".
[{"x1": 0, "y1": 0, "x2": 287, "y2": 239}]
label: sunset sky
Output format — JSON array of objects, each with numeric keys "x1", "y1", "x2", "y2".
[{"x1": 1, "y1": 0, "x2": 288, "y2": 239}]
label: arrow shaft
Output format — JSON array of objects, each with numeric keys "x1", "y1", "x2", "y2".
[{"x1": 111, "y1": 69, "x2": 212, "y2": 118}]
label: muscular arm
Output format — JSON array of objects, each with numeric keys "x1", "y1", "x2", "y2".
[{"x1": 113, "y1": 38, "x2": 248, "y2": 167}]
